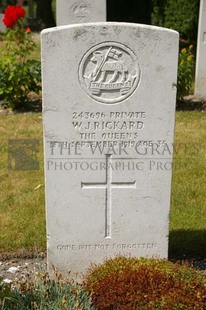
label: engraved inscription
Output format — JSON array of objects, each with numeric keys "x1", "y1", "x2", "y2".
[
  {"x1": 71, "y1": 1, "x2": 91, "y2": 22},
  {"x1": 57, "y1": 243, "x2": 158, "y2": 251},
  {"x1": 81, "y1": 154, "x2": 136, "y2": 238},
  {"x1": 71, "y1": 110, "x2": 146, "y2": 146},
  {"x1": 79, "y1": 42, "x2": 141, "y2": 103}
]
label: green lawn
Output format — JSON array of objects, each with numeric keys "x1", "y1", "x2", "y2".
[
  {"x1": 0, "y1": 111, "x2": 206, "y2": 259},
  {"x1": 0, "y1": 113, "x2": 45, "y2": 252},
  {"x1": 169, "y1": 112, "x2": 206, "y2": 258}
]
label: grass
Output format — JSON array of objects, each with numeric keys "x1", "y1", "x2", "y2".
[
  {"x1": 0, "y1": 114, "x2": 45, "y2": 252},
  {"x1": 169, "y1": 112, "x2": 206, "y2": 258},
  {"x1": 0, "y1": 111, "x2": 205, "y2": 258}
]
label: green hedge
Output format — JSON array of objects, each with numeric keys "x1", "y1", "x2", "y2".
[{"x1": 152, "y1": 0, "x2": 200, "y2": 41}]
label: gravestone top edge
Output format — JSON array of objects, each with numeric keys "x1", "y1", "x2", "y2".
[{"x1": 41, "y1": 22, "x2": 179, "y2": 37}]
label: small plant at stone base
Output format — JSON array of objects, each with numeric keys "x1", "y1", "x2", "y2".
[
  {"x1": 0, "y1": 277, "x2": 21, "y2": 309},
  {"x1": 0, "y1": 5, "x2": 41, "y2": 110},
  {"x1": 177, "y1": 45, "x2": 194, "y2": 101},
  {"x1": 10, "y1": 269, "x2": 94, "y2": 310}
]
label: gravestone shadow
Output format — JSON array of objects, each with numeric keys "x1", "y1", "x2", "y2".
[
  {"x1": 176, "y1": 98, "x2": 206, "y2": 111},
  {"x1": 169, "y1": 229, "x2": 206, "y2": 260}
]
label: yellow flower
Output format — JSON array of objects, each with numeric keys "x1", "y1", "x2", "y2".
[
  {"x1": 181, "y1": 48, "x2": 187, "y2": 54},
  {"x1": 189, "y1": 44, "x2": 193, "y2": 50},
  {"x1": 180, "y1": 60, "x2": 185, "y2": 65},
  {"x1": 187, "y1": 55, "x2": 193, "y2": 61}
]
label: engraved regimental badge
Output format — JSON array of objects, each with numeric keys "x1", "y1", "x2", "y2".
[
  {"x1": 71, "y1": 1, "x2": 91, "y2": 23},
  {"x1": 79, "y1": 42, "x2": 141, "y2": 104}
]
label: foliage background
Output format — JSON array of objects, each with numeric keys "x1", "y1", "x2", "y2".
[
  {"x1": 152, "y1": 0, "x2": 200, "y2": 42},
  {"x1": 0, "y1": 0, "x2": 201, "y2": 43}
]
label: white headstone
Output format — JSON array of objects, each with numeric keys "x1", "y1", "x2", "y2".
[
  {"x1": 0, "y1": 13, "x2": 6, "y2": 33},
  {"x1": 41, "y1": 22, "x2": 179, "y2": 276},
  {"x1": 56, "y1": 0, "x2": 106, "y2": 26},
  {"x1": 195, "y1": 0, "x2": 206, "y2": 98}
]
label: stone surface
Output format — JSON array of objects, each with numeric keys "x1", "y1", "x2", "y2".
[
  {"x1": 56, "y1": 0, "x2": 106, "y2": 26},
  {"x1": 195, "y1": 0, "x2": 206, "y2": 99},
  {"x1": 41, "y1": 22, "x2": 179, "y2": 276},
  {"x1": 0, "y1": 13, "x2": 5, "y2": 33}
]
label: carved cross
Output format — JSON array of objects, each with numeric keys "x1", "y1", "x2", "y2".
[{"x1": 81, "y1": 154, "x2": 136, "y2": 238}]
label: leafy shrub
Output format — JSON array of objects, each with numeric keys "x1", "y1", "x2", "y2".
[
  {"x1": 177, "y1": 45, "x2": 194, "y2": 100},
  {"x1": 2, "y1": 270, "x2": 94, "y2": 310},
  {"x1": 84, "y1": 256, "x2": 206, "y2": 310},
  {"x1": 0, "y1": 5, "x2": 41, "y2": 110},
  {"x1": 152, "y1": 0, "x2": 199, "y2": 42},
  {"x1": 164, "y1": 0, "x2": 199, "y2": 42},
  {"x1": 152, "y1": 0, "x2": 168, "y2": 27}
]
